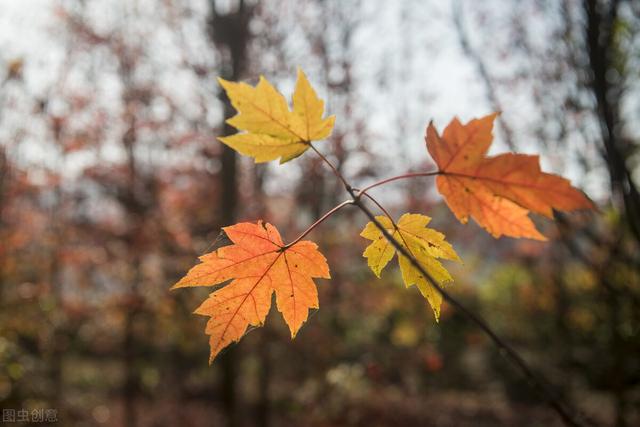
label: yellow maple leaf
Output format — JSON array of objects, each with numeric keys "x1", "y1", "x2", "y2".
[
  {"x1": 218, "y1": 68, "x2": 335, "y2": 164},
  {"x1": 360, "y1": 213, "x2": 461, "y2": 320}
]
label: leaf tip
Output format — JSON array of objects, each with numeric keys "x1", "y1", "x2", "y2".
[
  {"x1": 326, "y1": 114, "x2": 336, "y2": 127},
  {"x1": 426, "y1": 119, "x2": 437, "y2": 134},
  {"x1": 367, "y1": 264, "x2": 383, "y2": 278},
  {"x1": 217, "y1": 76, "x2": 232, "y2": 89},
  {"x1": 533, "y1": 233, "x2": 548, "y2": 242}
]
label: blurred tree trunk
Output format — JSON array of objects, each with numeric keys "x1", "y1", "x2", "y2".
[
  {"x1": 0, "y1": 73, "x2": 8, "y2": 304},
  {"x1": 0, "y1": 147, "x2": 6, "y2": 304},
  {"x1": 208, "y1": 1, "x2": 252, "y2": 426},
  {"x1": 46, "y1": 153, "x2": 64, "y2": 420},
  {"x1": 118, "y1": 54, "x2": 154, "y2": 425},
  {"x1": 122, "y1": 103, "x2": 142, "y2": 427},
  {"x1": 256, "y1": 331, "x2": 271, "y2": 427},
  {"x1": 584, "y1": 0, "x2": 640, "y2": 243},
  {"x1": 582, "y1": 7, "x2": 639, "y2": 421}
]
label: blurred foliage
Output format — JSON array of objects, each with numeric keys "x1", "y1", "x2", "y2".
[{"x1": 0, "y1": 0, "x2": 639, "y2": 426}]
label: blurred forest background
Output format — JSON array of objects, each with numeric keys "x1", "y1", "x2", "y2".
[{"x1": 1, "y1": 0, "x2": 639, "y2": 426}]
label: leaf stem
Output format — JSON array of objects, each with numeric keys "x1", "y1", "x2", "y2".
[
  {"x1": 360, "y1": 192, "x2": 400, "y2": 231},
  {"x1": 309, "y1": 143, "x2": 351, "y2": 191},
  {"x1": 357, "y1": 171, "x2": 440, "y2": 195},
  {"x1": 283, "y1": 199, "x2": 353, "y2": 249}
]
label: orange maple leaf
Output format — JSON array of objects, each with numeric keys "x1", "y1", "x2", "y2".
[
  {"x1": 426, "y1": 113, "x2": 594, "y2": 240},
  {"x1": 173, "y1": 221, "x2": 330, "y2": 362}
]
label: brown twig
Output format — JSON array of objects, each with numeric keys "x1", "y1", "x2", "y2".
[
  {"x1": 350, "y1": 195, "x2": 588, "y2": 427},
  {"x1": 452, "y1": 0, "x2": 516, "y2": 151}
]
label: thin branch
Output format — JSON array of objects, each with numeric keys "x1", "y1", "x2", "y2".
[
  {"x1": 302, "y1": 146, "x2": 591, "y2": 427},
  {"x1": 283, "y1": 199, "x2": 353, "y2": 249},
  {"x1": 556, "y1": 214, "x2": 640, "y2": 308},
  {"x1": 453, "y1": 0, "x2": 516, "y2": 151},
  {"x1": 360, "y1": 192, "x2": 396, "y2": 227},
  {"x1": 351, "y1": 195, "x2": 590, "y2": 427}
]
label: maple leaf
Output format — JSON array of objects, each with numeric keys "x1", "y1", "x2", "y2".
[
  {"x1": 360, "y1": 213, "x2": 461, "y2": 320},
  {"x1": 425, "y1": 113, "x2": 594, "y2": 240},
  {"x1": 218, "y1": 68, "x2": 335, "y2": 164},
  {"x1": 173, "y1": 221, "x2": 330, "y2": 363}
]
